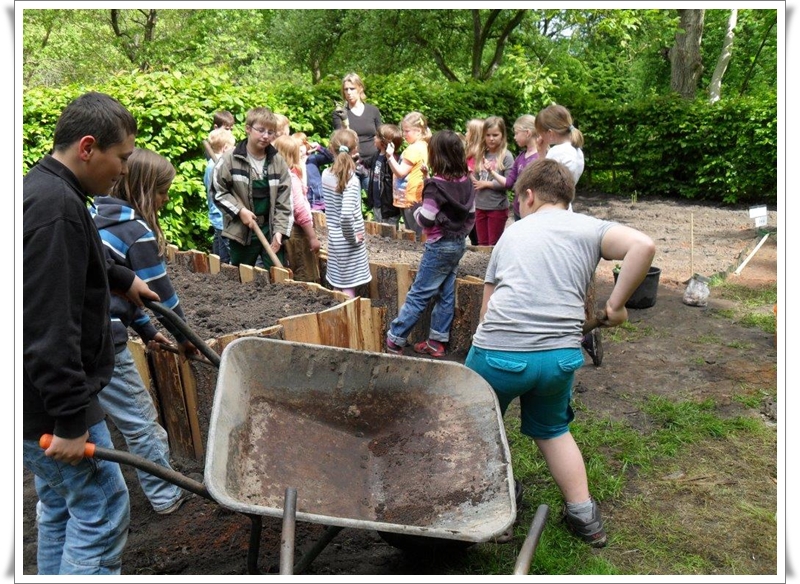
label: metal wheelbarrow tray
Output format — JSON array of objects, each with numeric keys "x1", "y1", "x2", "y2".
[{"x1": 204, "y1": 337, "x2": 516, "y2": 544}]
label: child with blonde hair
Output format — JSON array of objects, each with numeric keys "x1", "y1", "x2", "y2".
[
  {"x1": 464, "y1": 118, "x2": 485, "y2": 173},
  {"x1": 274, "y1": 113, "x2": 291, "y2": 138},
  {"x1": 471, "y1": 115, "x2": 514, "y2": 245},
  {"x1": 534, "y1": 104, "x2": 585, "y2": 184},
  {"x1": 321, "y1": 128, "x2": 372, "y2": 297},
  {"x1": 387, "y1": 111, "x2": 431, "y2": 239},
  {"x1": 491, "y1": 114, "x2": 542, "y2": 221},
  {"x1": 273, "y1": 135, "x2": 321, "y2": 282}
]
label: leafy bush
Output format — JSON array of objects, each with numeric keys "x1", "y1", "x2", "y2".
[
  {"x1": 574, "y1": 92, "x2": 777, "y2": 205},
  {"x1": 23, "y1": 69, "x2": 777, "y2": 252}
]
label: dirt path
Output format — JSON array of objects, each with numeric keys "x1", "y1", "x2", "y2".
[{"x1": 20, "y1": 193, "x2": 780, "y2": 576}]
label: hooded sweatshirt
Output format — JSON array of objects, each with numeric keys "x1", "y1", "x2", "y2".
[
  {"x1": 413, "y1": 175, "x2": 476, "y2": 242},
  {"x1": 92, "y1": 195, "x2": 188, "y2": 351}
]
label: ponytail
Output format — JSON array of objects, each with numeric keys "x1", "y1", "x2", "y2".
[{"x1": 328, "y1": 128, "x2": 359, "y2": 192}]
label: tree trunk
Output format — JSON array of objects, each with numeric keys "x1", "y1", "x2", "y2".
[
  {"x1": 708, "y1": 9, "x2": 737, "y2": 103},
  {"x1": 670, "y1": 9, "x2": 705, "y2": 98}
]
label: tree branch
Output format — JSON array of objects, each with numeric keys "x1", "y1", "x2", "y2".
[
  {"x1": 414, "y1": 33, "x2": 460, "y2": 82},
  {"x1": 480, "y1": 9, "x2": 527, "y2": 80}
]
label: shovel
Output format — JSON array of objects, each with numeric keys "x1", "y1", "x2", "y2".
[{"x1": 251, "y1": 224, "x2": 284, "y2": 269}]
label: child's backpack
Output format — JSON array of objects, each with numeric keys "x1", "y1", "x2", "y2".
[{"x1": 369, "y1": 155, "x2": 399, "y2": 220}]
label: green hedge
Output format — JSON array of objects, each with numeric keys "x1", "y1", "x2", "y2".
[
  {"x1": 575, "y1": 93, "x2": 777, "y2": 205},
  {"x1": 23, "y1": 70, "x2": 777, "y2": 252}
]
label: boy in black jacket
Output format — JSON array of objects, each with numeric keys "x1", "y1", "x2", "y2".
[{"x1": 23, "y1": 91, "x2": 157, "y2": 575}]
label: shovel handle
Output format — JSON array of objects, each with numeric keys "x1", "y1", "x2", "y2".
[
  {"x1": 39, "y1": 434, "x2": 95, "y2": 457},
  {"x1": 252, "y1": 226, "x2": 284, "y2": 269}
]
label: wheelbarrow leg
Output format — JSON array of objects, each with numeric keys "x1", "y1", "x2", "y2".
[
  {"x1": 513, "y1": 504, "x2": 550, "y2": 575},
  {"x1": 246, "y1": 514, "x2": 263, "y2": 574},
  {"x1": 280, "y1": 488, "x2": 298, "y2": 575},
  {"x1": 293, "y1": 525, "x2": 344, "y2": 574}
]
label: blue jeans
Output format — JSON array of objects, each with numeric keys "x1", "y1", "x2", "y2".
[
  {"x1": 23, "y1": 420, "x2": 129, "y2": 574},
  {"x1": 212, "y1": 228, "x2": 231, "y2": 264},
  {"x1": 387, "y1": 238, "x2": 465, "y2": 345},
  {"x1": 98, "y1": 347, "x2": 183, "y2": 513},
  {"x1": 465, "y1": 346, "x2": 584, "y2": 439}
]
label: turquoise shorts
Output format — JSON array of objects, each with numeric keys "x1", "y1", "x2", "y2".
[{"x1": 465, "y1": 345, "x2": 584, "y2": 439}]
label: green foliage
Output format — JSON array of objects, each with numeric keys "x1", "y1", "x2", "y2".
[{"x1": 575, "y1": 92, "x2": 777, "y2": 204}]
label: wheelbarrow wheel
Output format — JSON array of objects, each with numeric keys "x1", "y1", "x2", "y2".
[{"x1": 376, "y1": 531, "x2": 474, "y2": 554}]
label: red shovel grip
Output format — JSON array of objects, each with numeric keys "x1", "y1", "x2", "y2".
[{"x1": 39, "y1": 433, "x2": 96, "y2": 457}]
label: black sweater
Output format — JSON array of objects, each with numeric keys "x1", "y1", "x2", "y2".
[{"x1": 23, "y1": 155, "x2": 135, "y2": 440}]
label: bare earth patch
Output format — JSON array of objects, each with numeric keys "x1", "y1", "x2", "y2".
[{"x1": 21, "y1": 191, "x2": 779, "y2": 576}]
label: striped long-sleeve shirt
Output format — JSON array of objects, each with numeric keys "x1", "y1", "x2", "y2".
[
  {"x1": 321, "y1": 170, "x2": 372, "y2": 289},
  {"x1": 92, "y1": 196, "x2": 188, "y2": 351}
]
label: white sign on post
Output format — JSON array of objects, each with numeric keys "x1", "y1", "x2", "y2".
[{"x1": 749, "y1": 205, "x2": 768, "y2": 228}]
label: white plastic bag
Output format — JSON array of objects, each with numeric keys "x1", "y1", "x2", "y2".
[{"x1": 683, "y1": 274, "x2": 710, "y2": 307}]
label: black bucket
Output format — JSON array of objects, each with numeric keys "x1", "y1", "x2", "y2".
[{"x1": 614, "y1": 266, "x2": 661, "y2": 309}]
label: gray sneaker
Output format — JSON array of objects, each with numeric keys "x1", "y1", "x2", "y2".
[
  {"x1": 563, "y1": 499, "x2": 607, "y2": 547},
  {"x1": 156, "y1": 490, "x2": 193, "y2": 515}
]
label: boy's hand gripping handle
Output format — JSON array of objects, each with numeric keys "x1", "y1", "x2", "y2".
[{"x1": 39, "y1": 434, "x2": 95, "y2": 457}]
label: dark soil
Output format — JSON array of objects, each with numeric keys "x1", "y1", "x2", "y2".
[{"x1": 21, "y1": 191, "x2": 780, "y2": 576}]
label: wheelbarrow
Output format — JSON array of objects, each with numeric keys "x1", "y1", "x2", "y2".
[{"x1": 41, "y1": 300, "x2": 549, "y2": 575}]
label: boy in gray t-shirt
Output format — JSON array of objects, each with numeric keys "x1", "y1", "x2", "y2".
[{"x1": 466, "y1": 158, "x2": 655, "y2": 548}]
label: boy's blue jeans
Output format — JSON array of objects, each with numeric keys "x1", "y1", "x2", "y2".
[
  {"x1": 388, "y1": 238, "x2": 466, "y2": 345},
  {"x1": 212, "y1": 228, "x2": 231, "y2": 264},
  {"x1": 23, "y1": 419, "x2": 130, "y2": 574},
  {"x1": 98, "y1": 347, "x2": 183, "y2": 513}
]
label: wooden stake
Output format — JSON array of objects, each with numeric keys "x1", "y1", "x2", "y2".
[
  {"x1": 734, "y1": 233, "x2": 770, "y2": 276},
  {"x1": 690, "y1": 213, "x2": 694, "y2": 277}
]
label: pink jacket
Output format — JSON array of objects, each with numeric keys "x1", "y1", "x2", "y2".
[{"x1": 290, "y1": 170, "x2": 312, "y2": 227}]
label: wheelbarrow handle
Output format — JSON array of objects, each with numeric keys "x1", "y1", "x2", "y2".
[
  {"x1": 252, "y1": 226, "x2": 284, "y2": 269},
  {"x1": 39, "y1": 434, "x2": 212, "y2": 501},
  {"x1": 143, "y1": 299, "x2": 221, "y2": 368},
  {"x1": 513, "y1": 504, "x2": 550, "y2": 575}
]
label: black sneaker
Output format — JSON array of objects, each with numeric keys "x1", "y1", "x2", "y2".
[
  {"x1": 563, "y1": 499, "x2": 608, "y2": 548},
  {"x1": 582, "y1": 329, "x2": 603, "y2": 366}
]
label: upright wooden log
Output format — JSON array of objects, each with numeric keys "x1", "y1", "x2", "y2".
[
  {"x1": 271, "y1": 266, "x2": 293, "y2": 283},
  {"x1": 166, "y1": 244, "x2": 179, "y2": 263},
  {"x1": 318, "y1": 297, "x2": 359, "y2": 348},
  {"x1": 179, "y1": 358, "x2": 205, "y2": 459},
  {"x1": 219, "y1": 262, "x2": 240, "y2": 281},
  {"x1": 128, "y1": 339, "x2": 160, "y2": 423},
  {"x1": 312, "y1": 211, "x2": 327, "y2": 230},
  {"x1": 279, "y1": 312, "x2": 322, "y2": 345},
  {"x1": 394, "y1": 263, "x2": 413, "y2": 310},
  {"x1": 208, "y1": 254, "x2": 221, "y2": 275},
  {"x1": 239, "y1": 264, "x2": 255, "y2": 283},
  {"x1": 149, "y1": 347, "x2": 195, "y2": 459},
  {"x1": 450, "y1": 278, "x2": 484, "y2": 354},
  {"x1": 378, "y1": 223, "x2": 398, "y2": 239}
]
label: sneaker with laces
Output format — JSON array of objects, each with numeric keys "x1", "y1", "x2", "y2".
[
  {"x1": 156, "y1": 490, "x2": 193, "y2": 515},
  {"x1": 582, "y1": 328, "x2": 603, "y2": 366},
  {"x1": 563, "y1": 499, "x2": 607, "y2": 547},
  {"x1": 385, "y1": 337, "x2": 404, "y2": 355},
  {"x1": 413, "y1": 339, "x2": 446, "y2": 358}
]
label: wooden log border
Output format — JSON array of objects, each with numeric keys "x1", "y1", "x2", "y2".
[{"x1": 134, "y1": 224, "x2": 490, "y2": 460}]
